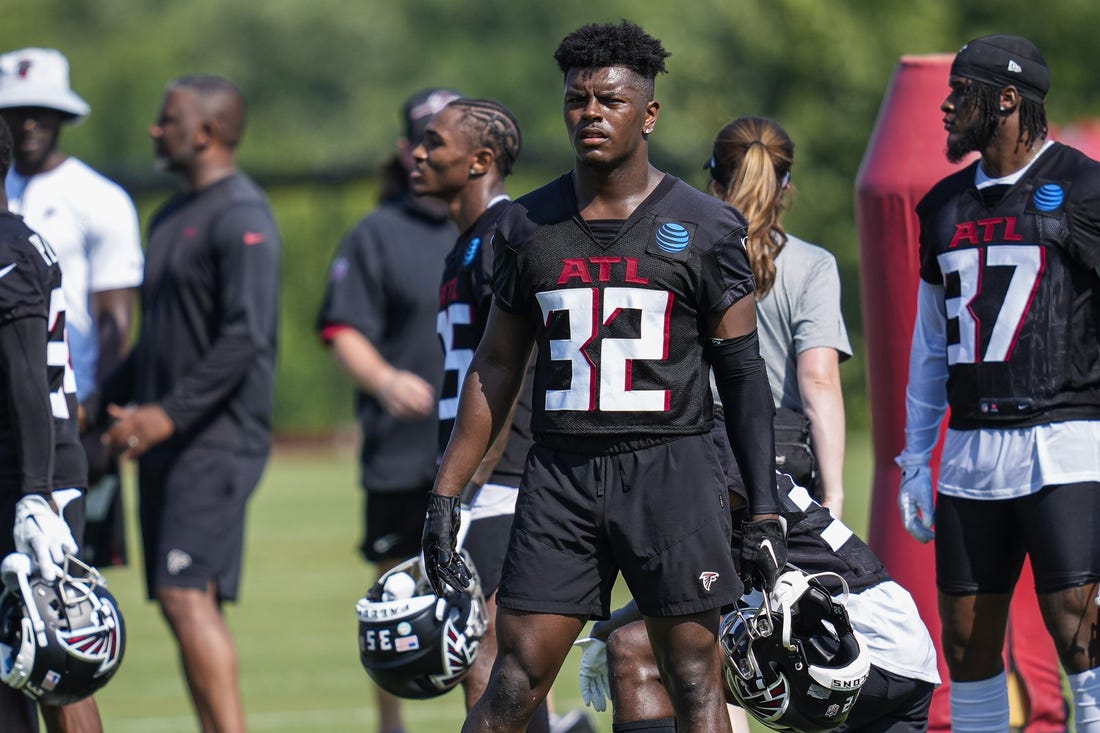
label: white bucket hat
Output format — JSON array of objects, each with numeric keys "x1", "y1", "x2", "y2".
[{"x1": 0, "y1": 48, "x2": 90, "y2": 120}]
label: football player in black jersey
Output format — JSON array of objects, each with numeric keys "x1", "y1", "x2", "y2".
[
  {"x1": 410, "y1": 99, "x2": 552, "y2": 730},
  {"x1": 421, "y1": 21, "x2": 783, "y2": 733},
  {"x1": 0, "y1": 118, "x2": 103, "y2": 733},
  {"x1": 897, "y1": 34, "x2": 1100, "y2": 731}
]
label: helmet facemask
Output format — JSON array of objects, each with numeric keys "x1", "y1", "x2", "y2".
[
  {"x1": 0, "y1": 553, "x2": 126, "y2": 705},
  {"x1": 356, "y1": 551, "x2": 488, "y2": 699},
  {"x1": 721, "y1": 569, "x2": 870, "y2": 733}
]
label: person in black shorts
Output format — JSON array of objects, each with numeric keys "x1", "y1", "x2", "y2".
[
  {"x1": 316, "y1": 87, "x2": 459, "y2": 733},
  {"x1": 421, "y1": 21, "x2": 784, "y2": 733},
  {"x1": 0, "y1": 118, "x2": 103, "y2": 733},
  {"x1": 409, "y1": 96, "x2": 552, "y2": 730},
  {"x1": 100, "y1": 75, "x2": 280, "y2": 733},
  {"x1": 896, "y1": 34, "x2": 1100, "y2": 730}
]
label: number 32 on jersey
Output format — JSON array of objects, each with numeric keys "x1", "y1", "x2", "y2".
[{"x1": 536, "y1": 286, "x2": 671, "y2": 412}]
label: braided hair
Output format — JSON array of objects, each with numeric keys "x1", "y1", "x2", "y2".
[{"x1": 445, "y1": 98, "x2": 522, "y2": 177}]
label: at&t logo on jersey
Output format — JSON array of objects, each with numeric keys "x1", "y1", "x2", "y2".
[
  {"x1": 647, "y1": 218, "x2": 696, "y2": 260},
  {"x1": 1033, "y1": 183, "x2": 1065, "y2": 212}
]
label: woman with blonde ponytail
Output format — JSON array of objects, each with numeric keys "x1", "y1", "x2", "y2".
[{"x1": 706, "y1": 116, "x2": 852, "y2": 518}]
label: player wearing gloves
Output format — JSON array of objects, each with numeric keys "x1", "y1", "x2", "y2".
[
  {"x1": 423, "y1": 21, "x2": 781, "y2": 733},
  {"x1": 0, "y1": 118, "x2": 101, "y2": 733},
  {"x1": 422, "y1": 491, "x2": 471, "y2": 596},
  {"x1": 410, "y1": 97, "x2": 551, "y2": 729},
  {"x1": 577, "y1": 474, "x2": 939, "y2": 732},
  {"x1": 898, "y1": 34, "x2": 1100, "y2": 731}
]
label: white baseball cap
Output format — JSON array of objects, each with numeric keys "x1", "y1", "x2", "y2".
[{"x1": 0, "y1": 48, "x2": 90, "y2": 120}]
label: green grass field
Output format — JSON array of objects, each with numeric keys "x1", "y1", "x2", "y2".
[{"x1": 92, "y1": 430, "x2": 875, "y2": 732}]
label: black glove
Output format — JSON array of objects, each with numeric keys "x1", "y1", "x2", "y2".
[
  {"x1": 421, "y1": 491, "x2": 472, "y2": 596},
  {"x1": 739, "y1": 517, "x2": 787, "y2": 593}
]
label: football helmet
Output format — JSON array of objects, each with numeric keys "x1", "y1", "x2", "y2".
[
  {"x1": 0, "y1": 552, "x2": 126, "y2": 705},
  {"x1": 356, "y1": 550, "x2": 487, "y2": 699},
  {"x1": 720, "y1": 569, "x2": 870, "y2": 733}
]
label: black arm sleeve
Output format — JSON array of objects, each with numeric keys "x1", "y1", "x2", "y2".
[
  {"x1": 706, "y1": 330, "x2": 780, "y2": 516},
  {"x1": 0, "y1": 316, "x2": 54, "y2": 494}
]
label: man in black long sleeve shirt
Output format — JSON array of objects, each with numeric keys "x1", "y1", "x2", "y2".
[{"x1": 101, "y1": 75, "x2": 280, "y2": 733}]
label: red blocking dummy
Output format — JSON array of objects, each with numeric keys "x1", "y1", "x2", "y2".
[{"x1": 855, "y1": 54, "x2": 1066, "y2": 732}]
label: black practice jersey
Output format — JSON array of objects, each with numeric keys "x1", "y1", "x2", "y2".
[
  {"x1": 733, "y1": 474, "x2": 891, "y2": 595},
  {"x1": 917, "y1": 142, "x2": 1100, "y2": 428},
  {"x1": 105, "y1": 174, "x2": 280, "y2": 459},
  {"x1": 317, "y1": 195, "x2": 455, "y2": 491},
  {"x1": 0, "y1": 213, "x2": 86, "y2": 493},
  {"x1": 437, "y1": 200, "x2": 534, "y2": 485},
  {"x1": 493, "y1": 174, "x2": 753, "y2": 447}
]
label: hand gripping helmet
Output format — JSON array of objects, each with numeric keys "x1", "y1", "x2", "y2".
[
  {"x1": 720, "y1": 569, "x2": 870, "y2": 733},
  {"x1": 356, "y1": 551, "x2": 487, "y2": 699},
  {"x1": 0, "y1": 552, "x2": 126, "y2": 705}
]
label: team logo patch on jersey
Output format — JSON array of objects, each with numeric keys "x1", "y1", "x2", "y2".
[
  {"x1": 647, "y1": 218, "x2": 696, "y2": 261},
  {"x1": 463, "y1": 236, "x2": 482, "y2": 267},
  {"x1": 1032, "y1": 183, "x2": 1065, "y2": 212},
  {"x1": 699, "y1": 571, "x2": 720, "y2": 592}
]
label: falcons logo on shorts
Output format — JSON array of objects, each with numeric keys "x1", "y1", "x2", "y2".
[{"x1": 698, "y1": 571, "x2": 720, "y2": 592}]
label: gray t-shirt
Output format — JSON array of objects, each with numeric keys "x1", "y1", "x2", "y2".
[
  {"x1": 711, "y1": 233, "x2": 851, "y2": 409},
  {"x1": 757, "y1": 233, "x2": 851, "y2": 409}
]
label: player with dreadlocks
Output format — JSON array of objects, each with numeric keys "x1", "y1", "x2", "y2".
[
  {"x1": 420, "y1": 20, "x2": 783, "y2": 733},
  {"x1": 898, "y1": 34, "x2": 1100, "y2": 731}
]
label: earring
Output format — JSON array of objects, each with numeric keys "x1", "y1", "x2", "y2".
[
  {"x1": 999, "y1": 105, "x2": 1006, "y2": 112},
  {"x1": 469, "y1": 168, "x2": 477, "y2": 176}
]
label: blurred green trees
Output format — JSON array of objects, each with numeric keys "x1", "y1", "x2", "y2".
[{"x1": 6, "y1": 0, "x2": 1100, "y2": 432}]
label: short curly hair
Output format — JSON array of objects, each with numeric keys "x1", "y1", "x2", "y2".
[{"x1": 554, "y1": 20, "x2": 670, "y2": 82}]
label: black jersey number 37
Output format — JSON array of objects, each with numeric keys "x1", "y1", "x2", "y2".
[
  {"x1": 536, "y1": 286, "x2": 671, "y2": 412},
  {"x1": 938, "y1": 244, "x2": 1045, "y2": 364}
]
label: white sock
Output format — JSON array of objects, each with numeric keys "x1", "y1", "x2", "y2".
[
  {"x1": 1068, "y1": 667, "x2": 1100, "y2": 732},
  {"x1": 950, "y1": 670, "x2": 1009, "y2": 732}
]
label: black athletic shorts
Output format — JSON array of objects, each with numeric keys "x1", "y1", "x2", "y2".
[
  {"x1": 935, "y1": 482, "x2": 1100, "y2": 595},
  {"x1": 361, "y1": 486, "x2": 431, "y2": 563},
  {"x1": 138, "y1": 447, "x2": 267, "y2": 601},
  {"x1": 497, "y1": 433, "x2": 740, "y2": 619},
  {"x1": 463, "y1": 513, "x2": 513, "y2": 598},
  {"x1": 832, "y1": 666, "x2": 935, "y2": 733}
]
